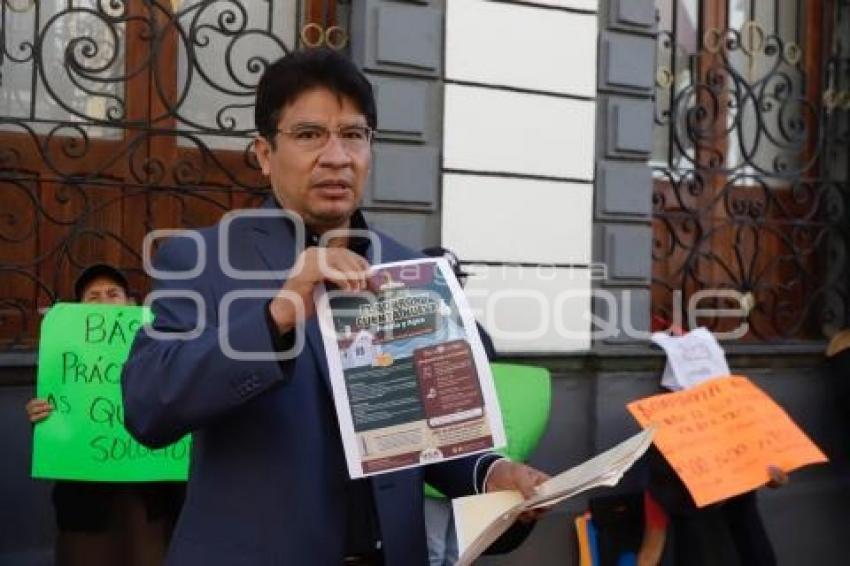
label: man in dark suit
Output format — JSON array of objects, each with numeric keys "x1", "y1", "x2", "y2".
[{"x1": 122, "y1": 48, "x2": 547, "y2": 565}]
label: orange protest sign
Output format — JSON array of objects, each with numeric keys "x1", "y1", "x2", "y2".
[{"x1": 627, "y1": 375, "x2": 827, "y2": 507}]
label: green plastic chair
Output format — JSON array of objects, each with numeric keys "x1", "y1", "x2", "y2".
[{"x1": 425, "y1": 362, "x2": 552, "y2": 499}]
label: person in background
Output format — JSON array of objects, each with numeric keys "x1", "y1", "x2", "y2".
[
  {"x1": 642, "y1": 318, "x2": 788, "y2": 566},
  {"x1": 644, "y1": 453, "x2": 787, "y2": 566},
  {"x1": 26, "y1": 264, "x2": 183, "y2": 566}
]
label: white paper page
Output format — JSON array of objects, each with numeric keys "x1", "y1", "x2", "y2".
[
  {"x1": 453, "y1": 428, "x2": 655, "y2": 565},
  {"x1": 660, "y1": 362, "x2": 683, "y2": 391},
  {"x1": 315, "y1": 258, "x2": 506, "y2": 478},
  {"x1": 528, "y1": 427, "x2": 655, "y2": 508},
  {"x1": 453, "y1": 490, "x2": 524, "y2": 562}
]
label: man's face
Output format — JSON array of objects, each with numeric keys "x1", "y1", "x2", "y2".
[
  {"x1": 254, "y1": 87, "x2": 371, "y2": 231},
  {"x1": 81, "y1": 276, "x2": 129, "y2": 305}
]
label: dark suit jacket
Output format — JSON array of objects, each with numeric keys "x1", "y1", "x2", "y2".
[{"x1": 122, "y1": 201, "x2": 499, "y2": 565}]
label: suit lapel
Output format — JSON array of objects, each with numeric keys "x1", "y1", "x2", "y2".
[
  {"x1": 246, "y1": 199, "x2": 299, "y2": 279},
  {"x1": 244, "y1": 201, "x2": 401, "y2": 395},
  {"x1": 244, "y1": 199, "x2": 333, "y2": 392}
]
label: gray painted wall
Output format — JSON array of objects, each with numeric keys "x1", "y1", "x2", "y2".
[
  {"x1": 350, "y1": 0, "x2": 445, "y2": 250},
  {"x1": 592, "y1": 0, "x2": 656, "y2": 344}
]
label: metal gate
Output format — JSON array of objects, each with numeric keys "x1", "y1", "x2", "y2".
[
  {"x1": 0, "y1": 0, "x2": 348, "y2": 351},
  {"x1": 651, "y1": 0, "x2": 850, "y2": 341}
]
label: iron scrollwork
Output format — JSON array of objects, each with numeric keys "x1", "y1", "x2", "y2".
[
  {"x1": 0, "y1": 1, "x2": 349, "y2": 350},
  {"x1": 652, "y1": 6, "x2": 850, "y2": 342}
]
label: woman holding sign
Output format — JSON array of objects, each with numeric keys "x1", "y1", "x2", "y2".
[
  {"x1": 640, "y1": 325, "x2": 798, "y2": 566},
  {"x1": 27, "y1": 264, "x2": 183, "y2": 566}
]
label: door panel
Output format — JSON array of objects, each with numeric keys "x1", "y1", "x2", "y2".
[
  {"x1": 651, "y1": 0, "x2": 849, "y2": 341},
  {"x1": 0, "y1": 0, "x2": 348, "y2": 350}
]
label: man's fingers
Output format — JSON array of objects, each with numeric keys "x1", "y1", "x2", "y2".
[
  {"x1": 366, "y1": 274, "x2": 381, "y2": 292},
  {"x1": 343, "y1": 256, "x2": 369, "y2": 291},
  {"x1": 515, "y1": 465, "x2": 550, "y2": 498},
  {"x1": 530, "y1": 469, "x2": 550, "y2": 486},
  {"x1": 517, "y1": 478, "x2": 537, "y2": 498},
  {"x1": 292, "y1": 248, "x2": 370, "y2": 293},
  {"x1": 319, "y1": 249, "x2": 370, "y2": 291},
  {"x1": 485, "y1": 461, "x2": 550, "y2": 499},
  {"x1": 523, "y1": 467, "x2": 550, "y2": 489},
  {"x1": 326, "y1": 263, "x2": 366, "y2": 291}
]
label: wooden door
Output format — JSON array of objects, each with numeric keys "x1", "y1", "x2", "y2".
[
  {"x1": 651, "y1": 0, "x2": 846, "y2": 341},
  {"x1": 0, "y1": 0, "x2": 346, "y2": 350}
]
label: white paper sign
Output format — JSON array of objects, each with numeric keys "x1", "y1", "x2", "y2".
[{"x1": 651, "y1": 327, "x2": 731, "y2": 391}]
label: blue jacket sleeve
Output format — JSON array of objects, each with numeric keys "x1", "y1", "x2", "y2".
[{"x1": 121, "y1": 235, "x2": 293, "y2": 448}]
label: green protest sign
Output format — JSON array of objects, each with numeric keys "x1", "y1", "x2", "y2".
[
  {"x1": 489, "y1": 363, "x2": 551, "y2": 462},
  {"x1": 32, "y1": 303, "x2": 190, "y2": 482}
]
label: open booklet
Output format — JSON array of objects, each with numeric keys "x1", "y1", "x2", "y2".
[{"x1": 452, "y1": 427, "x2": 655, "y2": 566}]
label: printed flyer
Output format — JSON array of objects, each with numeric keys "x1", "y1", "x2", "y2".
[{"x1": 315, "y1": 258, "x2": 506, "y2": 478}]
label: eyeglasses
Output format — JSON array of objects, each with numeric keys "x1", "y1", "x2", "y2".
[{"x1": 274, "y1": 123, "x2": 373, "y2": 152}]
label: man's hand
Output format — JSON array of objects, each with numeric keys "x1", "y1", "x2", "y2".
[
  {"x1": 269, "y1": 247, "x2": 370, "y2": 333},
  {"x1": 26, "y1": 398, "x2": 52, "y2": 423},
  {"x1": 485, "y1": 460, "x2": 550, "y2": 523}
]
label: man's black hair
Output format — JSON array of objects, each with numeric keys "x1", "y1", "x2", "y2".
[
  {"x1": 74, "y1": 263, "x2": 129, "y2": 301},
  {"x1": 254, "y1": 48, "x2": 377, "y2": 144}
]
